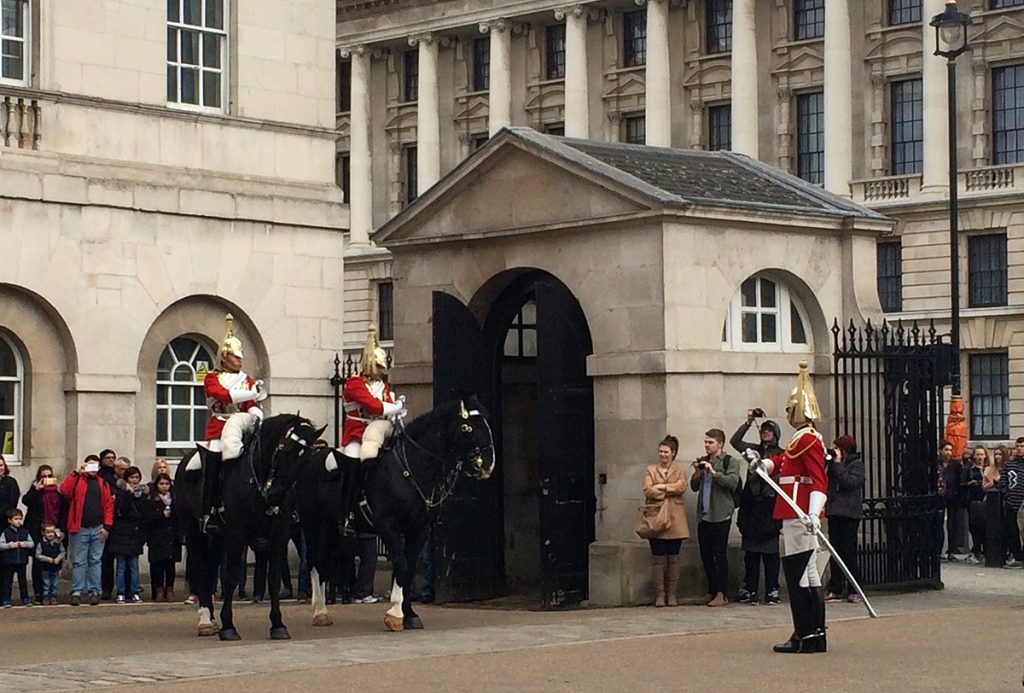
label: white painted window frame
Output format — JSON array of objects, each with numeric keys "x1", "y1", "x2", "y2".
[
  {"x1": 0, "y1": 0, "x2": 30, "y2": 87},
  {"x1": 155, "y1": 337, "x2": 214, "y2": 461},
  {"x1": 0, "y1": 332, "x2": 24, "y2": 464},
  {"x1": 722, "y1": 274, "x2": 812, "y2": 353},
  {"x1": 166, "y1": 0, "x2": 228, "y2": 113}
]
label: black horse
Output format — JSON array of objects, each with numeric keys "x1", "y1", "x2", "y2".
[
  {"x1": 175, "y1": 413, "x2": 325, "y2": 640},
  {"x1": 297, "y1": 397, "x2": 495, "y2": 631}
]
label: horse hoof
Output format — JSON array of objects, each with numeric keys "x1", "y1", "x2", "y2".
[
  {"x1": 198, "y1": 624, "x2": 218, "y2": 637},
  {"x1": 270, "y1": 627, "x2": 291, "y2": 640},
  {"x1": 218, "y1": 628, "x2": 242, "y2": 641},
  {"x1": 404, "y1": 616, "x2": 424, "y2": 630},
  {"x1": 384, "y1": 613, "x2": 405, "y2": 632},
  {"x1": 312, "y1": 613, "x2": 334, "y2": 627}
]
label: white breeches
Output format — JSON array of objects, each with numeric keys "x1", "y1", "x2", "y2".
[
  {"x1": 358, "y1": 420, "x2": 394, "y2": 461},
  {"x1": 782, "y1": 519, "x2": 826, "y2": 588}
]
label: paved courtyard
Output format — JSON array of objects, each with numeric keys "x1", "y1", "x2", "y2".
[{"x1": 1, "y1": 562, "x2": 1020, "y2": 691}]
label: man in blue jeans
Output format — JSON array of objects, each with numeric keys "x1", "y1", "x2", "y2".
[{"x1": 60, "y1": 454, "x2": 114, "y2": 606}]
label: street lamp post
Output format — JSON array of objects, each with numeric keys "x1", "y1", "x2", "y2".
[{"x1": 930, "y1": 0, "x2": 972, "y2": 400}]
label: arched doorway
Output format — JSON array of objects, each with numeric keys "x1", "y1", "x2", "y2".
[{"x1": 431, "y1": 269, "x2": 595, "y2": 608}]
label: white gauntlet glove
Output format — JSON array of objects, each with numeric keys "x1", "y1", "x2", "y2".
[
  {"x1": 743, "y1": 448, "x2": 773, "y2": 475},
  {"x1": 252, "y1": 380, "x2": 268, "y2": 403},
  {"x1": 382, "y1": 401, "x2": 407, "y2": 419},
  {"x1": 805, "y1": 490, "x2": 826, "y2": 533}
]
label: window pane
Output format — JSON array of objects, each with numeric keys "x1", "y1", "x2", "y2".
[
  {"x1": 202, "y1": 33, "x2": 220, "y2": 68},
  {"x1": 403, "y1": 50, "x2": 418, "y2": 102},
  {"x1": 0, "y1": 420, "x2": 13, "y2": 456},
  {"x1": 794, "y1": 0, "x2": 825, "y2": 40},
  {"x1": 166, "y1": 65, "x2": 178, "y2": 102},
  {"x1": 182, "y1": 0, "x2": 200, "y2": 26},
  {"x1": 472, "y1": 38, "x2": 490, "y2": 92},
  {"x1": 522, "y1": 328, "x2": 537, "y2": 357},
  {"x1": 877, "y1": 241, "x2": 903, "y2": 312},
  {"x1": 378, "y1": 282, "x2": 394, "y2": 342},
  {"x1": 993, "y1": 65, "x2": 1024, "y2": 165},
  {"x1": 706, "y1": 0, "x2": 733, "y2": 54},
  {"x1": 194, "y1": 409, "x2": 209, "y2": 437},
  {"x1": 171, "y1": 385, "x2": 190, "y2": 405},
  {"x1": 741, "y1": 312, "x2": 757, "y2": 342},
  {"x1": 157, "y1": 385, "x2": 168, "y2": 405},
  {"x1": 760, "y1": 278, "x2": 777, "y2": 307},
  {"x1": 167, "y1": 0, "x2": 179, "y2": 22},
  {"x1": 790, "y1": 301, "x2": 807, "y2": 343},
  {"x1": 1, "y1": 44, "x2": 22, "y2": 80},
  {"x1": 624, "y1": 115, "x2": 645, "y2": 145},
  {"x1": 181, "y1": 30, "x2": 199, "y2": 65},
  {"x1": 181, "y1": 67, "x2": 198, "y2": 104},
  {"x1": 521, "y1": 300, "x2": 537, "y2": 325},
  {"x1": 740, "y1": 278, "x2": 756, "y2": 307},
  {"x1": 889, "y1": 0, "x2": 922, "y2": 25},
  {"x1": 546, "y1": 24, "x2": 566, "y2": 80},
  {"x1": 167, "y1": 26, "x2": 178, "y2": 61},
  {"x1": 205, "y1": 0, "x2": 223, "y2": 30},
  {"x1": 623, "y1": 9, "x2": 646, "y2": 67},
  {"x1": 969, "y1": 353, "x2": 1009, "y2": 438},
  {"x1": 2, "y1": 0, "x2": 24, "y2": 37},
  {"x1": 203, "y1": 70, "x2": 221, "y2": 108},
  {"x1": 891, "y1": 79, "x2": 923, "y2": 174},
  {"x1": 968, "y1": 234, "x2": 1008, "y2": 307},
  {"x1": 0, "y1": 381, "x2": 13, "y2": 415},
  {"x1": 761, "y1": 314, "x2": 777, "y2": 343},
  {"x1": 797, "y1": 92, "x2": 825, "y2": 185},
  {"x1": 171, "y1": 409, "x2": 190, "y2": 441},
  {"x1": 503, "y1": 330, "x2": 518, "y2": 357},
  {"x1": 708, "y1": 104, "x2": 731, "y2": 151},
  {"x1": 0, "y1": 338, "x2": 15, "y2": 376}
]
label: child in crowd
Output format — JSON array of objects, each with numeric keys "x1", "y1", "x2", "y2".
[
  {"x1": 34, "y1": 521, "x2": 66, "y2": 605},
  {"x1": 145, "y1": 473, "x2": 181, "y2": 602},
  {"x1": 0, "y1": 508, "x2": 35, "y2": 607},
  {"x1": 110, "y1": 466, "x2": 148, "y2": 604}
]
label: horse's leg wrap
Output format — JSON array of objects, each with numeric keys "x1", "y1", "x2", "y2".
[{"x1": 310, "y1": 566, "x2": 332, "y2": 626}]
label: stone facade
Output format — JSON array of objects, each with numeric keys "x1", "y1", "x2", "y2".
[
  {"x1": 0, "y1": 0, "x2": 345, "y2": 492},
  {"x1": 336, "y1": 0, "x2": 1024, "y2": 446}
]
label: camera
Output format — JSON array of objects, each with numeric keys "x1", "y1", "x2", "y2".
[
  {"x1": 751, "y1": 408, "x2": 765, "y2": 418},
  {"x1": 42, "y1": 477, "x2": 57, "y2": 486},
  {"x1": 84, "y1": 462, "x2": 100, "y2": 473}
]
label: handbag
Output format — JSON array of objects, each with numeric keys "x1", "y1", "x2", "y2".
[{"x1": 635, "y1": 500, "x2": 672, "y2": 539}]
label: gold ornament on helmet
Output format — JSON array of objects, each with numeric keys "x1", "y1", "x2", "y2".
[
  {"x1": 220, "y1": 313, "x2": 244, "y2": 359},
  {"x1": 359, "y1": 324, "x2": 389, "y2": 378},
  {"x1": 786, "y1": 360, "x2": 820, "y2": 426}
]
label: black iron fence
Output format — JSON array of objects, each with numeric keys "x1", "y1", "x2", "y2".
[{"x1": 832, "y1": 319, "x2": 952, "y2": 590}]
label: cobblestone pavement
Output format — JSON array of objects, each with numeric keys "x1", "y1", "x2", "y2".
[{"x1": 0, "y1": 562, "x2": 1020, "y2": 691}]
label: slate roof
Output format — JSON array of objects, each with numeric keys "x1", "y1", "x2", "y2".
[{"x1": 507, "y1": 127, "x2": 886, "y2": 220}]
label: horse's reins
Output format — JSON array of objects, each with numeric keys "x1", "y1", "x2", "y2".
[
  {"x1": 248, "y1": 421, "x2": 313, "y2": 515},
  {"x1": 392, "y1": 409, "x2": 493, "y2": 509}
]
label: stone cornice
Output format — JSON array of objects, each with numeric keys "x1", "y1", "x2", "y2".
[
  {"x1": 337, "y1": 0, "x2": 600, "y2": 46},
  {"x1": 0, "y1": 85, "x2": 338, "y2": 140}
]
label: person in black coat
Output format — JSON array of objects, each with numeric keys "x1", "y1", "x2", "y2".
[
  {"x1": 732, "y1": 413, "x2": 784, "y2": 605},
  {"x1": 144, "y1": 473, "x2": 180, "y2": 602},
  {"x1": 109, "y1": 467, "x2": 148, "y2": 602},
  {"x1": 937, "y1": 440, "x2": 965, "y2": 560},
  {"x1": 825, "y1": 435, "x2": 865, "y2": 603},
  {"x1": 21, "y1": 465, "x2": 65, "y2": 604},
  {"x1": 0, "y1": 456, "x2": 21, "y2": 523}
]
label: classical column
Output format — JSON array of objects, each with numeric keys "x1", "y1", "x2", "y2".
[
  {"x1": 411, "y1": 33, "x2": 441, "y2": 194},
  {"x1": 343, "y1": 45, "x2": 371, "y2": 247},
  {"x1": 556, "y1": 6, "x2": 590, "y2": 138},
  {"x1": 643, "y1": 0, "x2": 671, "y2": 146},
  {"x1": 921, "y1": 0, "x2": 948, "y2": 191},
  {"x1": 823, "y1": 0, "x2": 852, "y2": 196},
  {"x1": 480, "y1": 20, "x2": 513, "y2": 136},
  {"x1": 730, "y1": 0, "x2": 758, "y2": 157}
]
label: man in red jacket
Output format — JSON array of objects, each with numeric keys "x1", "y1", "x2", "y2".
[
  {"x1": 61, "y1": 454, "x2": 114, "y2": 606},
  {"x1": 748, "y1": 361, "x2": 829, "y2": 654},
  {"x1": 200, "y1": 314, "x2": 266, "y2": 534},
  {"x1": 338, "y1": 324, "x2": 406, "y2": 535}
]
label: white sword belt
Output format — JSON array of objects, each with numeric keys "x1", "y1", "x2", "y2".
[{"x1": 778, "y1": 476, "x2": 812, "y2": 485}]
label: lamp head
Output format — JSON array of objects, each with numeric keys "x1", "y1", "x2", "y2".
[{"x1": 930, "y1": 0, "x2": 972, "y2": 61}]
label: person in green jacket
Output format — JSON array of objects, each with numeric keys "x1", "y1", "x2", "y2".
[{"x1": 689, "y1": 428, "x2": 741, "y2": 607}]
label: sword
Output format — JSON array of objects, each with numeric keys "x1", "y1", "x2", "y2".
[{"x1": 753, "y1": 465, "x2": 878, "y2": 618}]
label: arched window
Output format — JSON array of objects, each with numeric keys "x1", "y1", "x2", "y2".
[
  {"x1": 722, "y1": 275, "x2": 812, "y2": 352},
  {"x1": 0, "y1": 333, "x2": 24, "y2": 462},
  {"x1": 156, "y1": 337, "x2": 215, "y2": 459}
]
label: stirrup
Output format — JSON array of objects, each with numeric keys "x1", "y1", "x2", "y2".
[
  {"x1": 201, "y1": 512, "x2": 224, "y2": 535},
  {"x1": 340, "y1": 514, "x2": 356, "y2": 538}
]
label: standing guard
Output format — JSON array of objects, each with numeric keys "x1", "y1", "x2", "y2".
[
  {"x1": 747, "y1": 361, "x2": 829, "y2": 653},
  {"x1": 338, "y1": 324, "x2": 406, "y2": 535},
  {"x1": 201, "y1": 314, "x2": 267, "y2": 534}
]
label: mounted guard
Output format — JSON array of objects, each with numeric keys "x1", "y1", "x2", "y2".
[
  {"x1": 200, "y1": 313, "x2": 267, "y2": 534},
  {"x1": 338, "y1": 324, "x2": 407, "y2": 535},
  {"x1": 745, "y1": 361, "x2": 829, "y2": 654}
]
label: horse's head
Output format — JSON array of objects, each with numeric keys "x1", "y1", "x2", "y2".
[
  {"x1": 261, "y1": 415, "x2": 327, "y2": 503},
  {"x1": 448, "y1": 397, "x2": 496, "y2": 481}
]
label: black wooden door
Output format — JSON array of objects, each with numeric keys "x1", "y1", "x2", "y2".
[
  {"x1": 535, "y1": 278, "x2": 594, "y2": 608},
  {"x1": 430, "y1": 291, "x2": 503, "y2": 602}
]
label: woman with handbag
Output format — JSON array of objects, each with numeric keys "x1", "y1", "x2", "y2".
[{"x1": 640, "y1": 435, "x2": 690, "y2": 607}]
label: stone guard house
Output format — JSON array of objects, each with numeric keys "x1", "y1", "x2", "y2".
[{"x1": 376, "y1": 127, "x2": 892, "y2": 606}]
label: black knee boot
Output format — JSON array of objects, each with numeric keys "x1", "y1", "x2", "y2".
[
  {"x1": 338, "y1": 454, "x2": 361, "y2": 537},
  {"x1": 774, "y1": 550, "x2": 823, "y2": 654},
  {"x1": 201, "y1": 450, "x2": 224, "y2": 535}
]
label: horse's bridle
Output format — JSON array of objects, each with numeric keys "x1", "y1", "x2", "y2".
[
  {"x1": 251, "y1": 421, "x2": 315, "y2": 515},
  {"x1": 393, "y1": 408, "x2": 495, "y2": 509}
]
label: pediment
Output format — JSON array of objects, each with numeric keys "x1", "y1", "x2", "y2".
[
  {"x1": 601, "y1": 72, "x2": 646, "y2": 99},
  {"x1": 971, "y1": 15, "x2": 1024, "y2": 46},
  {"x1": 864, "y1": 30, "x2": 920, "y2": 61},
  {"x1": 682, "y1": 59, "x2": 730, "y2": 87},
  {"x1": 525, "y1": 83, "x2": 564, "y2": 110},
  {"x1": 453, "y1": 94, "x2": 490, "y2": 120},
  {"x1": 375, "y1": 140, "x2": 658, "y2": 247},
  {"x1": 771, "y1": 44, "x2": 823, "y2": 75}
]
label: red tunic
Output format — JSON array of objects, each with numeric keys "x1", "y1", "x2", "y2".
[
  {"x1": 341, "y1": 375, "x2": 394, "y2": 446},
  {"x1": 770, "y1": 426, "x2": 828, "y2": 520},
  {"x1": 203, "y1": 370, "x2": 259, "y2": 441}
]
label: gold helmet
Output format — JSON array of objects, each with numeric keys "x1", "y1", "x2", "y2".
[
  {"x1": 359, "y1": 324, "x2": 388, "y2": 378},
  {"x1": 219, "y1": 313, "x2": 244, "y2": 359},
  {"x1": 786, "y1": 360, "x2": 820, "y2": 427}
]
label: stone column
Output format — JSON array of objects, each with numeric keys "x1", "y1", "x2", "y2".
[
  {"x1": 480, "y1": 20, "x2": 512, "y2": 136},
  {"x1": 921, "y1": 0, "x2": 948, "y2": 191},
  {"x1": 730, "y1": 0, "x2": 758, "y2": 157},
  {"x1": 556, "y1": 6, "x2": 590, "y2": 138},
  {"x1": 343, "y1": 45, "x2": 371, "y2": 247},
  {"x1": 643, "y1": 0, "x2": 671, "y2": 146},
  {"x1": 823, "y1": 0, "x2": 852, "y2": 196},
  {"x1": 411, "y1": 33, "x2": 441, "y2": 194}
]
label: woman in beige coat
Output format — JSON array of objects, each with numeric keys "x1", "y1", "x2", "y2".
[{"x1": 643, "y1": 435, "x2": 690, "y2": 606}]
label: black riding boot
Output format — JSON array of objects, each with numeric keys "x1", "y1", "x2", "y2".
[
  {"x1": 201, "y1": 450, "x2": 225, "y2": 535},
  {"x1": 811, "y1": 585, "x2": 827, "y2": 652},
  {"x1": 774, "y1": 550, "x2": 822, "y2": 654},
  {"x1": 338, "y1": 453, "x2": 361, "y2": 537}
]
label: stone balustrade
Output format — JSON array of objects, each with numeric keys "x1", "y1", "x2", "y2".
[
  {"x1": 962, "y1": 164, "x2": 1017, "y2": 194},
  {"x1": 1, "y1": 90, "x2": 41, "y2": 150},
  {"x1": 852, "y1": 174, "x2": 919, "y2": 204}
]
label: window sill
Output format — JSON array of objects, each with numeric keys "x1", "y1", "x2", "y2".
[{"x1": 166, "y1": 101, "x2": 227, "y2": 116}]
